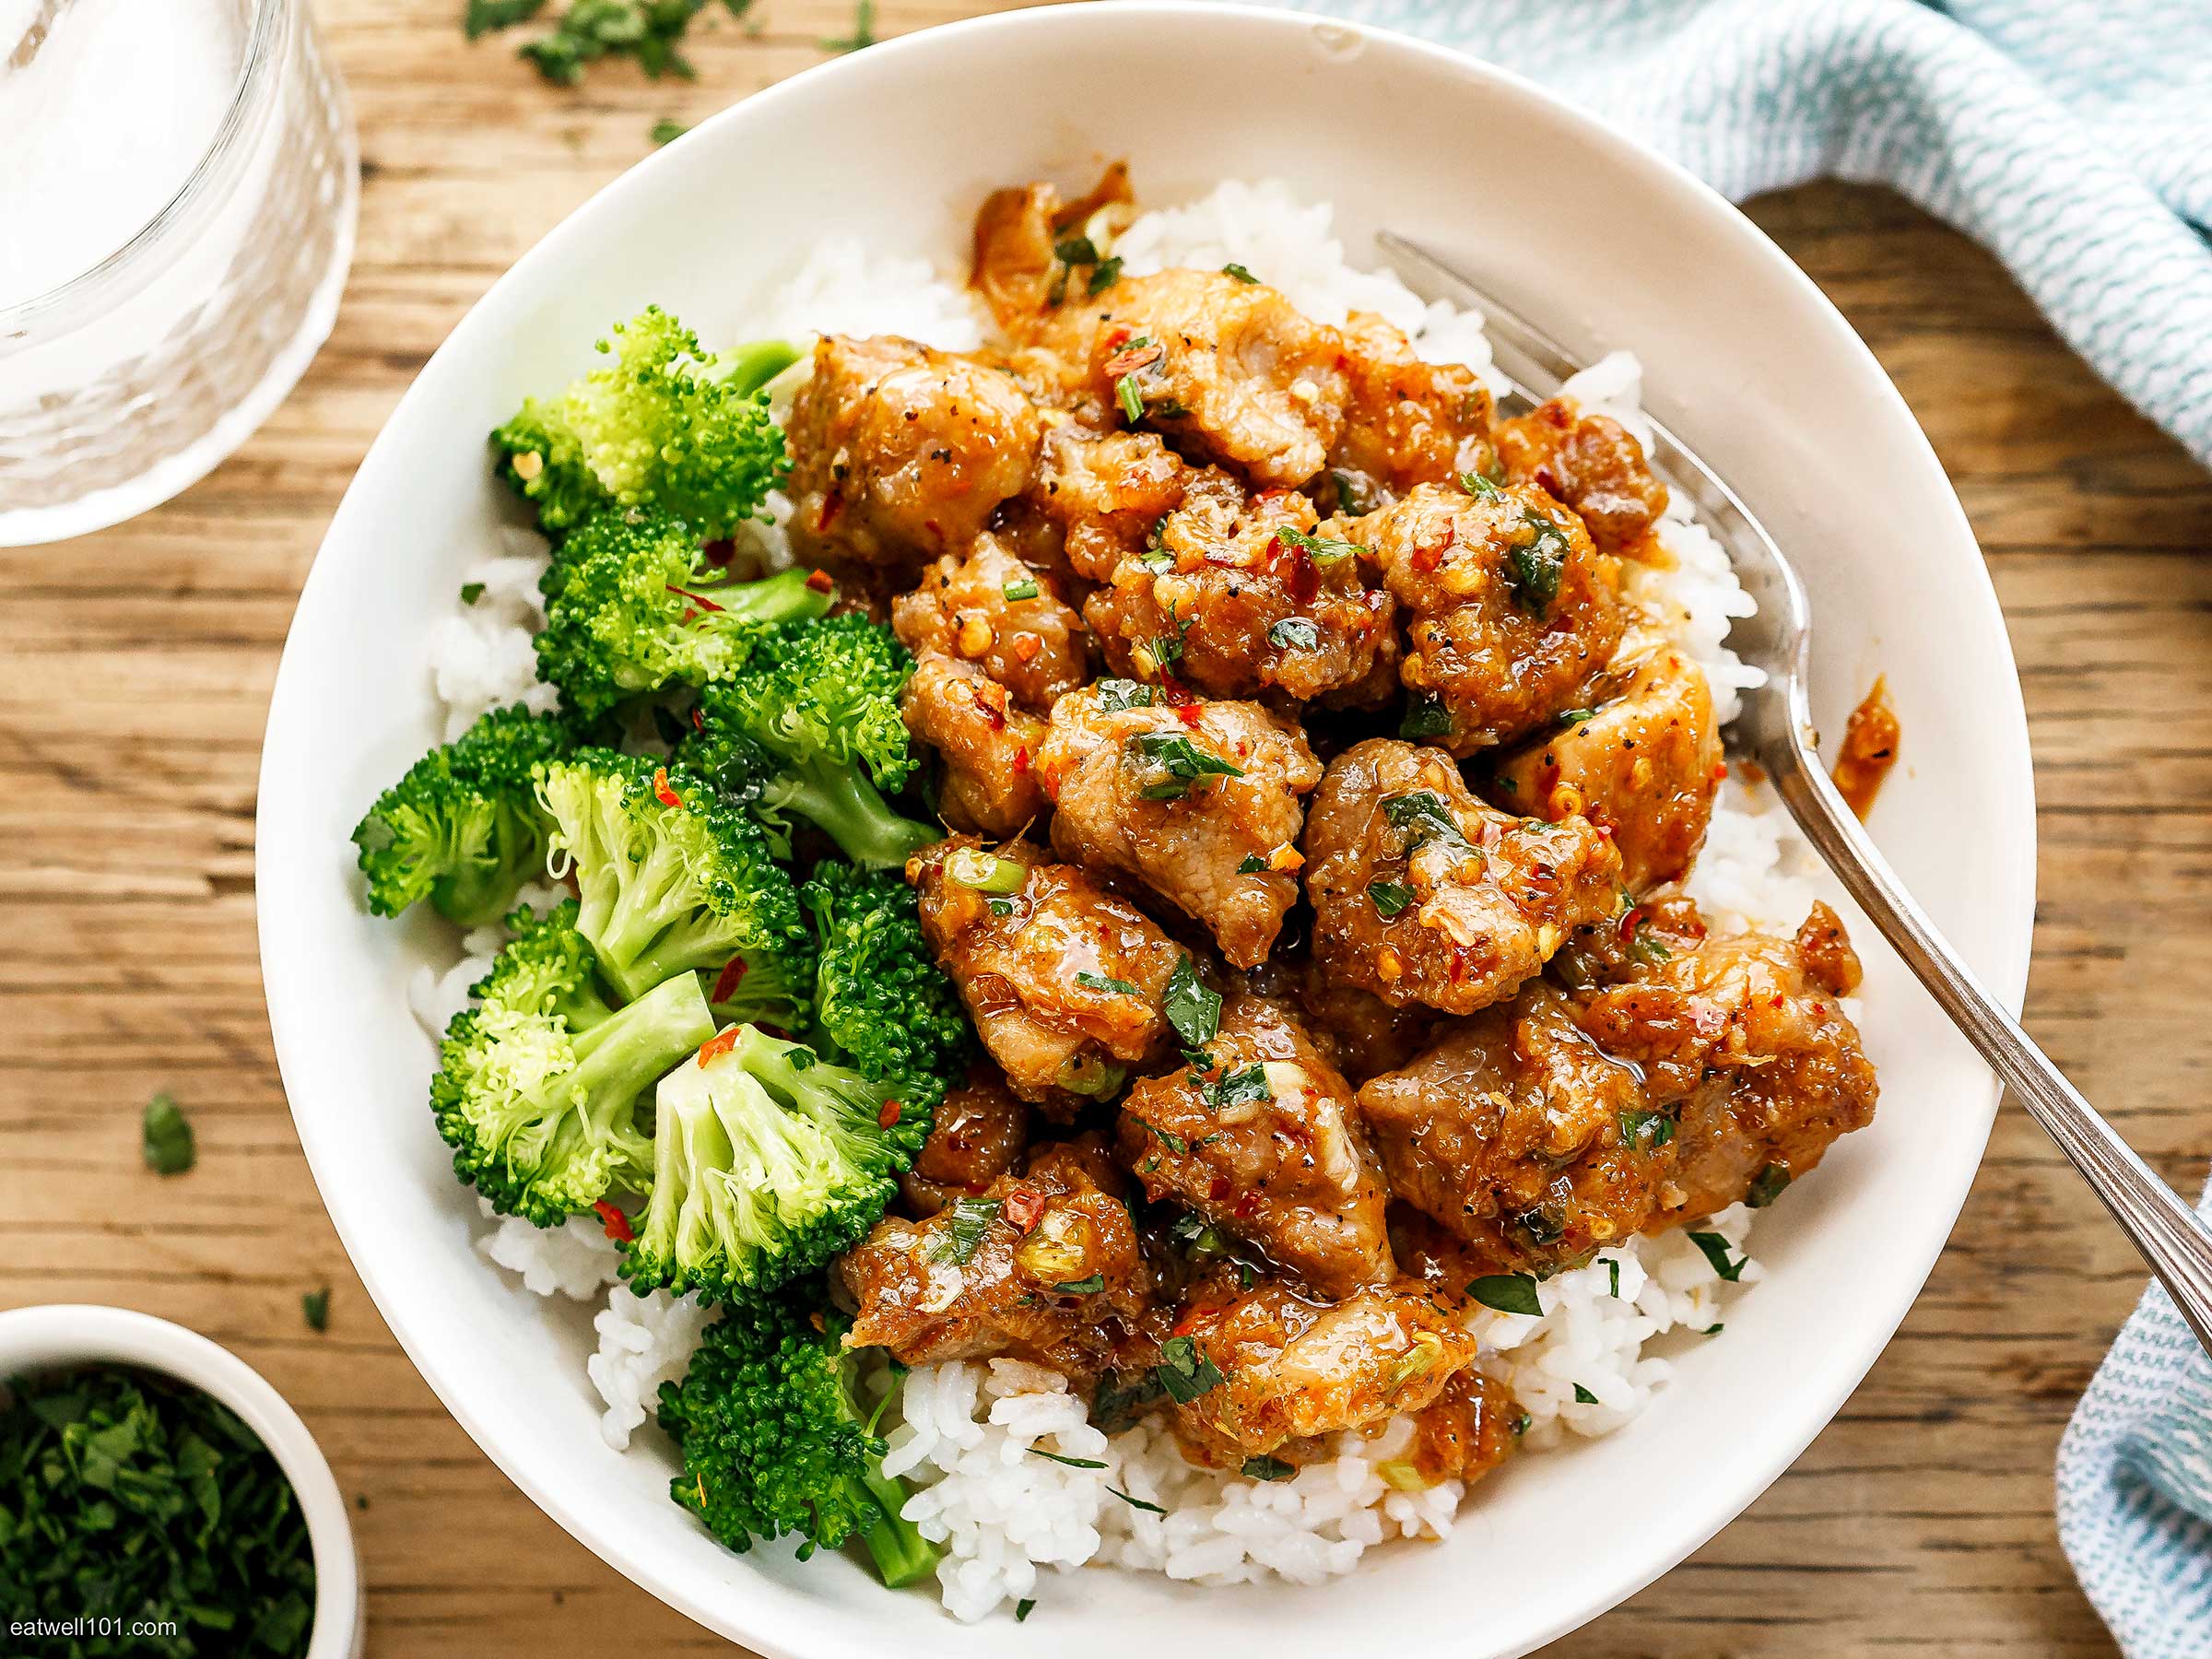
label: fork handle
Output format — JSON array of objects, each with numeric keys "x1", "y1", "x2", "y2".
[{"x1": 1769, "y1": 754, "x2": 2212, "y2": 1353}]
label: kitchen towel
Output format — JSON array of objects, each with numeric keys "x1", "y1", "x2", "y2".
[{"x1": 1275, "y1": 0, "x2": 2212, "y2": 469}]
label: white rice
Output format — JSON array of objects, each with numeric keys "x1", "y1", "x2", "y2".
[{"x1": 429, "y1": 181, "x2": 1840, "y2": 1618}]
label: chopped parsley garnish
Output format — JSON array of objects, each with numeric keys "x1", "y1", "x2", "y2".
[
  {"x1": 1002, "y1": 577, "x2": 1041, "y2": 602},
  {"x1": 1053, "y1": 235, "x2": 1100, "y2": 266},
  {"x1": 1109, "y1": 1486, "x2": 1166, "y2": 1514},
  {"x1": 1330, "y1": 468, "x2": 1377, "y2": 515},
  {"x1": 1029, "y1": 1447, "x2": 1106, "y2": 1469},
  {"x1": 1236, "y1": 853, "x2": 1267, "y2": 874},
  {"x1": 1145, "y1": 604, "x2": 1194, "y2": 671},
  {"x1": 928, "y1": 1197, "x2": 1002, "y2": 1265},
  {"x1": 1241, "y1": 1455, "x2": 1295, "y2": 1481},
  {"x1": 649, "y1": 118, "x2": 688, "y2": 146},
  {"x1": 1091, "y1": 1368, "x2": 1167, "y2": 1432},
  {"x1": 1606, "y1": 1258, "x2": 1621, "y2": 1299},
  {"x1": 1130, "y1": 732, "x2": 1243, "y2": 800},
  {"x1": 302, "y1": 1288, "x2": 330, "y2": 1333},
  {"x1": 1688, "y1": 1231, "x2": 1746, "y2": 1282},
  {"x1": 1164, "y1": 955, "x2": 1221, "y2": 1052},
  {"x1": 1747, "y1": 1163, "x2": 1794, "y2": 1208},
  {"x1": 1400, "y1": 694, "x2": 1454, "y2": 740},
  {"x1": 1557, "y1": 706, "x2": 1595, "y2": 727},
  {"x1": 1504, "y1": 510, "x2": 1571, "y2": 617},
  {"x1": 1052, "y1": 1274, "x2": 1106, "y2": 1296},
  {"x1": 1460, "y1": 468, "x2": 1501, "y2": 499},
  {"x1": 142, "y1": 1093, "x2": 194, "y2": 1176},
  {"x1": 1700, "y1": 1324, "x2": 1725, "y2": 1336},
  {"x1": 1146, "y1": 1122, "x2": 1189, "y2": 1154},
  {"x1": 1204, "y1": 1064, "x2": 1271, "y2": 1111},
  {"x1": 1618, "y1": 1108, "x2": 1675, "y2": 1151},
  {"x1": 0, "y1": 1367, "x2": 316, "y2": 1655},
  {"x1": 1366, "y1": 879, "x2": 1415, "y2": 918},
  {"x1": 1153, "y1": 1335, "x2": 1226, "y2": 1404},
  {"x1": 1512, "y1": 1411, "x2": 1533, "y2": 1437},
  {"x1": 1382, "y1": 790, "x2": 1474, "y2": 857},
  {"x1": 822, "y1": 0, "x2": 877, "y2": 53},
  {"x1": 1089, "y1": 255, "x2": 1124, "y2": 295},
  {"x1": 987, "y1": 897, "x2": 1014, "y2": 917},
  {"x1": 459, "y1": 581, "x2": 486, "y2": 606},
  {"x1": 1268, "y1": 618, "x2": 1320, "y2": 653},
  {"x1": 1630, "y1": 923, "x2": 1673, "y2": 965},
  {"x1": 1513, "y1": 1204, "x2": 1567, "y2": 1247},
  {"x1": 1076, "y1": 971, "x2": 1138, "y2": 996},
  {"x1": 1017, "y1": 1599, "x2": 1037, "y2": 1622},
  {"x1": 1467, "y1": 1273, "x2": 1543, "y2": 1317},
  {"x1": 1097, "y1": 677, "x2": 1160, "y2": 711},
  {"x1": 1273, "y1": 523, "x2": 1359, "y2": 564},
  {"x1": 1572, "y1": 1383, "x2": 1597, "y2": 1405},
  {"x1": 1222, "y1": 263, "x2": 1260, "y2": 284}
]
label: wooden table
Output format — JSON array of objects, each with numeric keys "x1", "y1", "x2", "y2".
[{"x1": 7, "y1": 2, "x2": 2209, "y2": 1650}]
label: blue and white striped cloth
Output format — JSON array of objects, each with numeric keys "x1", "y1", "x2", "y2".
[
  {"x1": 1276, "y1": 0, "x2": 2212, "y2": 470},
  {"x1": 1265, "y1": 1, "x2": 2212, "y2": 1649}
]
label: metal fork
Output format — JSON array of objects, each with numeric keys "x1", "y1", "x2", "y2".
[{"x1": 1380, "y1": 230, "x2": 2212, "y2": 1355}]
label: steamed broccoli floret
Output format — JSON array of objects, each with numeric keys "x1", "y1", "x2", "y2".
[
  {"x1": 352, "y1": 703, "x2": 573, "y2": 925},
  {"x1": 657, "y1": 1288, "x2": 938, "y2": 1587},
  {"x1": 490, "y1": 307, "x2": 798, "y2": 536},
  {"x1": 679, "y1": 615, "x2": 937, "y2": 870},
  {"x1": 620, "y1": 1024, "x2": 928, "y2": 1301},
  {"x1": 804, "y1": 863, "x2": 971, "y2": 1113},
  {"x1": 535, "y1": 508, "x2": 833, "y2": 718},
  {"x1": 432, "y1": 901, "x2": 716, "y2": 1224},
  {"x1": 537, "y1": 750, "x2": 813, "y2": 1014}
]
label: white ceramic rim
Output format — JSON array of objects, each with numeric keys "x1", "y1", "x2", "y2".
[
  {"x1": 0, "y1": 1303, "x2": 362, "y2": 1658},
  {"x1": 257, "y1": 6, "x2": 2037, "y2": 1653}
]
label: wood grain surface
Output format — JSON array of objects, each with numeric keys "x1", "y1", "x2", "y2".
[{"x1": 6, "y1": 2, "x2": 2211, "y2": 1651}]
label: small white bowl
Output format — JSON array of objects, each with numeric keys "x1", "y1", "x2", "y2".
[{"x1": 0, "y1": 1304, "x2": 363, "y2": 1659}]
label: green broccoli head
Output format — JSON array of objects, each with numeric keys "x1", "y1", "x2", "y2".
[
  {"x1": 431, "y1": 901, "x2": 716, "y2": 1225},
  {"x1": 657, "y1": 1287, "x2": 939, "y2": 1587},
  {"x1": 352, "y1": 702, "x2": 573, "y2": 926},
  {"x1": 536, "y1": 750, "x2": 813, "y2": 1013},
  {"x1": 679, "y1": 616, "x2": 938, "y2": 870},
  {"x1": 490, "y1": 306, "x2": 798, "y2": 537},
  {"x1": 535, "y1": 508, "x2": 834, "y2": 719},
  {"x1": 804, "y1": 862, "x2": 972, "y2": 1114},
  {"x1": 620, "y1": 1024, "x2": 927, "y2": 1302}
]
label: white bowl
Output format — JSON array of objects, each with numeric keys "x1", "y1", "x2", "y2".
[
  {"x1": 0, "y1": 1304, "x2": 363, "y2": 1658},
  {"x1": 256, "y1": 5, "x2": 2035, "y2": 1653}
]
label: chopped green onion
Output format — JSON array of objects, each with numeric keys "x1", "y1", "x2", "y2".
[
  {"x1": 1116, "y1": 374, "x2": 1145, "y2": 424},
  {"x1": 1618, "y1": 1108, "x2": 1675, "y2": 1150},
  {"x1": 1268, "y1": 618, "x2": 1320, "y2": 652},
  {"x1": 1221, "y1": 263, "x2": 1259, "y2": 284},
  {"x1": 142, "y1": 1093, "x2": 194, "y2": 1176},
  {"x1": 1376, "y1": 1460, "x2": 1428, "y2": 1492},
  {"x1": 929, "y1": 1198, "x2": 1002, "y2": 1266},
  {"x1": 1057, "y1": 1055, "x2": 1128, "y2": 1099},
  {"x1": 1002, "y1": 577, "x2": 1041, "y2": 602},
  {"x1": 1109, "y1": 1486, "x2": 1166, "y2": 1514},
  {"x1": 1241, "y1": 1454, "x2": 1296, "y2": 1481},
  {"x1": 947, "y1": 847, "x2": 1027, "y2": 894},
  {"x1": 1029, "y1": 1446, "x2": 1106, "y2": 1469}
]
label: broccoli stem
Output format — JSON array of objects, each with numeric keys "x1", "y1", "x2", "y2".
[
  {"x1": 854, "y1": 1467, "x2": 940, "y2": 1587},
  {"x1": 714, "y1": 339, "x2": 805, "y2": 398},
  {"x1": 760, "y1": 762, "x2": 942, "y2": 872},
  {"x1": 701, "y1": 565, "x2": 835, "y2": 628},
  {"x1": 568, "y1": 971, "x2": 716, "y2": 1106}
]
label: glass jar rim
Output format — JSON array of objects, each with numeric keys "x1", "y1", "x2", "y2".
[{"x1": 0, "y1": 0, "x2": 286, "y2": 339}]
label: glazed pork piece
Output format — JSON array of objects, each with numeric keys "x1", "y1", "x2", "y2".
[
  {"x1": 1330, "y1": 312, "x2": 1499, "y2": 504},
  {"x1": 1488, "y1": 637, "x2": 1724, "y2": 892},
  {"x1": 1167, "y1": 1280, "x2": 1480, "y2": 1465},
  {"x1": 1037, "y1": 683, "x2": 1322, "y2": 969},
  {"x1": 890, "y1": 534, "x2": 1089, "y2": 712},
  {"x1": 1116, "y1": 990, "x2": 1394, "y2": 1297},
  {"x1": 900, "y1": 653, "x2": 1049, "y2": 837},
  {"x1": 785, "y1": 335, "x2": 1041, "y2": 568},
  {"x1": 1405, "y1": 1365, "x2": 1522, "y2": 1488},
  {"x1": 898, "y1": 1065, "x2": 1033, "y2": 1218},
  {"x1": 839, "y1": 1137, "x2": 1148, "y2": 1382},
  {"x1": 1566, "y1": 898, "x2": 1879, "y2": 1221},
  {"x1": 1303, "y1": 737, "x2": 1621, "y2": 1014},
  {"x1": 1494, "y1": 395, "x2": 1669, "y2": 558},
  {"x1": 911, "y1": 836, "x2": 1183, "y2": 1114},
  {"x1": 1032, "y1": 423, "x2": 1195, "y2": 583},
  {"x1": 1358, "y1": 984, "x2": 1671, "y2": 1274},
  {"x1": 1079, "y1": 468, "x2": 1399, "y2": 706},
  {"x1": 1350, "y1": 479, "x2": 1625, "y2": 753}
]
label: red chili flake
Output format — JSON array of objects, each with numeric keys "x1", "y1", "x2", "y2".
[
  {"x1": 700, "y1": 537, "x2": 737, "y2": 568},
  {"x1": 1533, "y1": 465, "x2": 1558, "y2": 494},
  {"x1": 1173, "y1": 703, "x2": 1202, "y2": 729},
  {"x1": 653, "y1": 767, "x2": 684, "y2": 809},
  {"x1": 1207, "y1": 1174, "x2": 1231, "y2": 1202},
  {"x1": 594, "y1": 1200, "x2": 635, "y2": 1242},
  {"x1": 1172, "y1": 1304, "x2": 1220, "y2": 1338},
  {"x1": 1812, "y1": 1004, "x2": 1828, "y2": 1018},
  {"x1": 690, "y1": 707, "x2": 706, "y2": 733},
  {"x1": 1618, "y1": 904, "x2": 1648, "y2": 941},
  {"x1": 1012, "y1": 745, "x2": 1031, "y2": 776},
  {"x1": 1234, "y1": 1192, "x2": 1264, "y2": 1221},
  {"x1": 1102, "y1": 339, "x2": 1164, "y2": 378},
  {"x1": 1771, "y1": 994, "x2": 1787, "y2": 1008},
  {"x1": 1542, "y1": 399, "x2": 1571, "y2": 429},
  {"x1": 969, "y1": 684, "x2": 1006, "y2": 730},
  {"x1": 1160, "y1": 673, "x2": 1194, "y2": 707},
  {"x1": 665, "y1": 583, "x2": 725, "y2": 615},
  {"x1": 710, "y1": 957, "x2": 749, "y2": 1003},
  {"x1": 818, "y1": 490, "x2": 843, "y2": 531},
  {"x1": 806, "y1": 568, "x2": 836, "y2": 594},
  {"x1": 1004, "y1": 1185, "x2": 1046, "y2": 1232},
  {"x1": 877, "y1": 1099, "x2": 903, "y2": 1130},
  {"x1": 697, "y1": 1028, "x2": 740, "y2": 1067},
  {"x1": 1284, "y1": 542, "x2": 1318, "y2": 605},
  {"x1": 1102, "y1": 324, "x2": 1133, "y2": 355},
  {"x1": 1711, "y1": 760, "x2": 1730, "y2": 782},
  {"x1": 680, "y1": 607, "x2": 700, "y2": 624}
]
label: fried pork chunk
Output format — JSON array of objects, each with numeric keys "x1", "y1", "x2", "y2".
[
  {"x1": 1116, "y1": 991, "x2": 1394, "y2": 1298},
  {"x1": 1489, "y1": 636, "x2": 1723, "y2": 892},
  {"x1": 900, "y1": 653, "x2": 1048, "y2": 837},
  {"x1": 839, "y1": 1137, "x2": 1148, "y2": 1382},
  {"x1": 1168, "y1": 1281, "x2": 1480, "y2": 1465},
  {"x1": 1350, "y1": 480, "x2": 1625, "y2": 753},
  {"x1": 785, "y1": 335, "x2": 1041, "y2": 568},
  {"x1": 1330, "y1": 312, "x2": 1499, "y2": 504},
  {"x1": 1037, "y1": 684, "x2": 1322, "y2": 968},
  {"x1": 1032, "y1": 423, "x2": 1195, "y2": 582},
  {"x1": 1080, "y1": 468, "x2": 1398, "y2": 706},
  {"x1": 1564, "y1": 898, "x2": 1878, "y2": 1221},
  {"x1": 890, "y1": 534, "x2": 1089, "y2": 713},
  {"x1": 1303, "y1": 738, "x2": 1621, "y2": 1014},
  {"x1": 1358, "y1": 985, "x2": 1671, "y2": 1274},
  {"x1": 1406, "y1": 1365, "x2": 1522, "y2": 1488},
  {"x1": 911, "y1": 836, "x2": 1182, "y2": 1115},
  {"x1": 1494, "y1": 395, "x2": 1669, "y2": 558},
  {"x1": 898, "y1": 1065, "x2": 1033, "y2": 1218}
]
